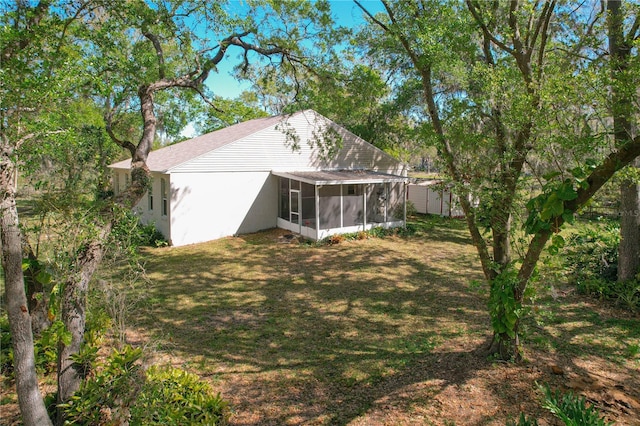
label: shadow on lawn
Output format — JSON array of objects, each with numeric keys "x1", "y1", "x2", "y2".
[
  {"x1": 129, "y1": 227, "x2": 497, "y2": 424},
  {"x1": 126, "y1": 227, "x2": 639, "y2": 425}
]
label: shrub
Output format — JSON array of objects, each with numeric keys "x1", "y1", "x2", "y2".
[
  {"x1": 326, "y1": 234, "x2": 345, "y2": 245},
  {"x1": 61, "y1": 346, "x2": 145, "y2": 425},
  {"x1": 510, "y1": 384, "x2": 613, "y2": 426},
  {"x1": 137, "y1": 222, "x2": 169, "y2": 247},
  {"x1": 562, "y1": 221, "x2": 639, "y2": 310},
  {"x1": 540, "y1": 384, "x2": 613, "y2": 426},
  {"x1": 563, "y1": 221, "x2": 620, "y2": 283},
  {"x1": 111, "y1": 211, "x2": 168, "y2": 250},
  {"x1": 132, "y1": 365, "x2": 229, "y2": 425},
  {"x1": 62, "y1": 346, "x2": 230, "y2": 425},
  {"x1": 0, "y1": 317, "x2": 70, "y2": 377}
]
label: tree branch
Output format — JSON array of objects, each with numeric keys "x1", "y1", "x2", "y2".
[
  {"x1": 1, "y1": 0, "x2": 51, "y2": 61},
  {"x1": 354, "y1": 0, "x2": 391, "y2": 33},
  {"x1": 518, "y1": 135, "x2": 640, "y2": 287},
  {"x1": 142, "y1": 30, "x2": 166, "y2": 80},
  {"x1": 104, "y1": 106, "x2": 136, "y2": 157},
  {"x1": 466, "y1": 0, "x2": 514, "y2": 54}
]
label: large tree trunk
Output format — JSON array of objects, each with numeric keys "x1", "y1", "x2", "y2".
[
  {"x1": 1, "y1": 149, "x2": 53, "y2": 426},
  {"x1": 608, "y1": 0, "x2": 639, "y2": 282},
  {"x1": 618, "y1": 163, "x2": 640, "y2": 281}
]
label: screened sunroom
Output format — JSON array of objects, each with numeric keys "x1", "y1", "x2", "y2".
[{"x1": 273, "y1": 170, "x2": 408, "y2": 241}]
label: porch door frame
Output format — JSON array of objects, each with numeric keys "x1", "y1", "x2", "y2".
[{"x1": 290, "y1": 187, "x2": 301, "y2": 233}]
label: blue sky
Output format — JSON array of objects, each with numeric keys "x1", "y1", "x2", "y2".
[{"x1": 206, "y1": 0, "x2": 380, "y2": 99}]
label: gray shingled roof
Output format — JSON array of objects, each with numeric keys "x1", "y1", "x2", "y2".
[{"x1": 109, "y1": 112, "x2": 289, "y2": 172}]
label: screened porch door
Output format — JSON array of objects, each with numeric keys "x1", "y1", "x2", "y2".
[{"x1": 290, "y1": 188, "x2": 301, "y2": 225}]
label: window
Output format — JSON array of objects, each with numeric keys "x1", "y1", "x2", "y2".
[
  {"x1": 161, "y1": 178, "x2": 168, "y2": 216},
  {"x1": 148, "y1": 178, "x2": 154, "y2": 211},
  {"x1": 114, "y1": 173, "x2": 120, "y2": 195}
]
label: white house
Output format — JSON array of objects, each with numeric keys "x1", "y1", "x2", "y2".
[{"x1": 109, "y1": 110, "x2": 408, "y2": 246}]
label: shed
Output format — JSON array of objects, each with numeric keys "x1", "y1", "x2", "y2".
[{"x1": 109, "y1": 110, "x2": 408, "y2": 246}]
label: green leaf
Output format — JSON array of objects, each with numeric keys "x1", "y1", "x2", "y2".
[
  {"x1": 543, "y1": 171, "x2": 562, "y2": 181},
  {"x1": 540, "y1": 194, "x2": 564, "y2": 221},
  {"x1": 552, "y1": 234, "x2": 565, "y2": 248},
  {"x1": 35, "y1": 270, "x2": 52, "y2": 285},
  {"x1": 562, "y1": 211, "x2": 575, "y2": 224},
  {"x1": 556, "y1": 182, "x2": 578, "y2": 201}
]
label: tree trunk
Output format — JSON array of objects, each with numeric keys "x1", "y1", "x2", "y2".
[
  {"x1": 55, "y1": 227, "x2": 110, "y2": 424},
  {"x1": 1, "y1": 150, "x2": 53, "y2": 426},
  {"x1": 608, "y1": 0, "x2": 639, "y2": 282},
  {"x1": 22, "y1": 237, "x2": 51, "y2": 336},
  {"x1": 618, "y1": 163, "x2": 640, "y2": 281}
]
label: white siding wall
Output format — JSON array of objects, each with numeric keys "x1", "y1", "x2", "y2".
[
  {"x1": 168, "y1": 171, "x2": 277, "y2": 246},
  {"x1": 170, "y1": 112, "x2": 405, "y2": 176},
  {"x1": 131, "y1": 172, "x2": 171, "y2": 240}
]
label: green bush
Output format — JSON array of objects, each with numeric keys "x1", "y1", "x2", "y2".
[
  {"x1": 61, "y1": 346, "x2": 145, "y2": 425},
  {"x1": 541, "y1": 384, "x2": 613, "y2": 426},
  {"x1": 511, "y1": 384, "x2": 613, "y2": 426},
  {"x1": 137, "y1": 222, "x2": 169, "y2": 248},
  {"x1": 563, "y1": 221, "x2": 620, "y2": 283},
  {"x1": 563, "y1": 221, "x2": 639, "y2": 310},
  {"x1": 132, "y1": 365, "x2": 229, "y2": 425},
  {"x1": 0, "y1": 316, "x2": 70, "y2": 377},
  {"x1": 110, "y1": 211, "x2": 168, "y2": 250},
  {"x1": 62, "y1": 346, "x2": 230, "y2": 425}
]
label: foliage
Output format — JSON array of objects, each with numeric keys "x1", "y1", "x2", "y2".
[
  {"x1": 131, "y1": 365, "x2": 230, "y2": 425},
  {"x1": 60, "y1": 346, "x2": 145, "y2": 425},
  {"x1": 540, "y1": 384, "x2": 613, "y2": 426},
  {"x1": 0, "y1": 317, "x2": 71, "y2": 377},
  {"x1": 0, "y1": 315, "x2": 12, "y2": 375},
  {"x1": 61, "y1": 346, "x2": 230, "y2": 425},
  {"x1": 506, "y1": 412, "x2": 538, "y2": 426},
  {"x1": 509, "y1": 384, "x2": 613, "y2": 426},
  {"x1": 110, "y1": 210, "x2": 168, "y2": 253},
  {"x1": 319, "y1": 222, "x2": 422, "y2": 245},
  {"x1": 488, "y1": 267, "x2": 524, "y2": 341},
  {"x1": 524, "y1": 170, "x2": 583, "y2": 236},
  {"x1": 563, "y1": 221, "x2": 640, "y2": 310}
]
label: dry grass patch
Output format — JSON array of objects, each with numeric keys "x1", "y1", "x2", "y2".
[
  {"x1": 113, "y1": 217, "x2": 638, "y2": 425},
  {"x1": 2, "y1": 216, "x2": 638, "y2": 425}
]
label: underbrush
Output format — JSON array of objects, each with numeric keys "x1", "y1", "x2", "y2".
[
  {"x1": 319, "y1": 213, "x2": 460, "y2": 245},
  {"x1": 562, "y1": 220, "x2": 639, "y2": 311},
  {"x1": 60, "y1": 346, "x2": 230, "y2": 425},
  {"x1": 510, "y1": 384, "x2": 613, "y2": 426}
]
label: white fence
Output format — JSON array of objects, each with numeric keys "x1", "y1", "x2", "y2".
[{"x1": 407, "y1": 180, "x2": 464, "y2": 217}]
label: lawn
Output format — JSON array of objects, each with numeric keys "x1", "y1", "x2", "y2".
[
  {"x1": 1, "y1": 215, "x2": 639, "y2": 425},
  {"x1": 121, "y1": 216, "x2": 639, "y2": 425}
]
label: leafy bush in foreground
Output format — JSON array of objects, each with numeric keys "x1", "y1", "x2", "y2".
[{"x1": 62, "y1": 346, "x2": 229, "y2": 425}]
